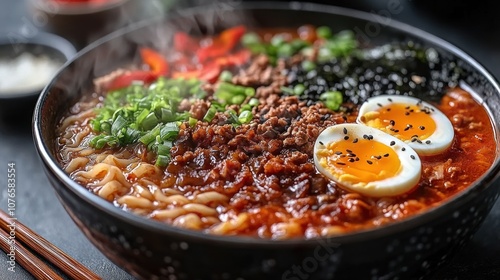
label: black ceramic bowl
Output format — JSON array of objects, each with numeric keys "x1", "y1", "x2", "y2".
[
  {"x1": 33, "y1": 2, "x2": 500, "y2": 280},
  {"x1": 0, "y1": 32, "x2": 75, "y2": 120}
]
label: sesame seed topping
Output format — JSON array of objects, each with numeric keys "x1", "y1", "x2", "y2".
[
  {"x1": 343, "y1": 127, "x2": 348, "y2": 134},
  {"x1": 405, "y1": 106, "x2": 410, "y2": 109},
  {"x1": 344, "y1": 136, "x2": 350, "y2": 140},
  {"x1": 390, "y1": 141, "x2": 395, "y2": 146},
  {"x1": 337, "y1": 162, "x2": 346, "y2": 165},
  {"x1": 388, "y1": 98, "x2": 393, "y2": 102},
  {"x1": 367, "y1": 160, "x2": 373, "y2": 165},
  {"x1": 390, "y1": 120, "x2": 395, "y2": 126},
  {"x1": 377, "y1": 103, "x2": 383, "y2": 107},
  {"x1": 411, "y1": 138, "x2": 417, "y2": 142},
  {"x1": 355, "y1": 157, "x2": 360, "y2": 161},
  {"x1": 368, "y1": 135, "x2": 374, "y2": 140},
  {"x1": 426, "y1": 140, "x2": 431, "y2": 144},
  {"x1": 348, "y1": 158, "x2": 355, "y2": 162},
  {"x1": 363, "y1": 134, "x2": 368, "y2": 139},
  {"x1": 353, "y1": 138, "x2": 359, "y2": 143},
  {"x1": 410, "y1": 155, "x2": 416, "y2": 160},
  {"x1": 319, "y1": 141, "x2": 324, "y2": 146},
  {"x1": 419, "y1": 126, "x2": 425, "y2": 130},
  {"x1": 402, "y1": 147, "x2": 406, "y2": 151},
  {"x1": 405, "y1": 112, "x2": 410, "y2": 116},
  {"x1": 335, "y1": 151, "x2": 342, "y2": 155},
  {"x1": 387, "y1": 108, "x2": 391, "y2": 111},
  {"x1": 374, "y1": 155, "x2": 382, "y2": 160},
  {"x1": 394, "y1": 130, "x2": 400, "y2": 133},
  {"x1": 346, "y1": 149, "x2": 353, "y2": 153},
  {"x1": 384, "y1": 153, "x2": 389, "y2": 157}
]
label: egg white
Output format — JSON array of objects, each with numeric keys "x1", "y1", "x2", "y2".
[
  {"x1": 356, "y1": 95, "x2": 455, "y2": 156},
  {"x1": 314, "y1": 123, "x2": 422, "y2": 197}
]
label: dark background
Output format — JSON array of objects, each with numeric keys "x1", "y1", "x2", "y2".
[{"x1": 0, "y1": 0, "x2": 499, "y2": 279}]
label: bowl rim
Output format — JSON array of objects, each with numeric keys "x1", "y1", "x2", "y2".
[
  {"x1": 0, "y1": 32, "x2": 76, "y2": 99},
  {"x1": 33, "y1": 1, "x2": 500, "y2": 247}
]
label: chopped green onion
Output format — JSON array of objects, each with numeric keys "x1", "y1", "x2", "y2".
[
  {"x1": 156, "y1": 154, "x2": 171, "y2": 167},
  {"x1": 241, "y1": 32, "x2": 261, "y2": 46},
  {"x1": 188, "y1": 117, "x2": 197, "y2": 127},
  {"x1": 293, "y1": 84, "x2": 306, "y2": 96},
  {"x1": 203, "y1": 106, "x2": 217, "y2": 122},
  {"x1": 301, "y1": 60, "x2": 316, "y2": 72},
  {"x1": 320, "y1": 91, "x2": 343, "y2": 111},
  {"x1": 141, "y1": 112, "x2": 158, "y2": 130},
  {"x1": 270, "y1": 35, "x2": 285, "y2": 47},
  {"x1": 280, "y1": 86, "x2": 295, "y2": 95},
  {"x1": 316, "y1": 26, "x2": 333, "y2": 39},
  {"x1": 219, "y1": 70, "x2": 233, "y2": 83},
  {"x1": 238, "y1": 110, "x2": 253, "y2": 124},
  {"x1": 248, "y1": 98, "x2": 259, "y2": 107},
  {"x1": 160, "y1": 122, "x2": 179, "y2": 141}
]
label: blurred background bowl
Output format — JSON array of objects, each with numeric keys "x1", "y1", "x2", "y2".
[
  {"x1": 27, "y1": 0, "x2": 158, "y2": 49},
  {"x1": 0, "y1": 32, "x2": 75, "y2": 121}
]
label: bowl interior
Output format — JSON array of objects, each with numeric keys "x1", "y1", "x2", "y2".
[{"x1": 34, "y1": 2, "x2": 500, "y2": 245}]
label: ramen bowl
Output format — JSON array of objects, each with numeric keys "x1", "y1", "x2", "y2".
[{"x1": 33, "y1": 2, "x2": 500, "y2": 279}]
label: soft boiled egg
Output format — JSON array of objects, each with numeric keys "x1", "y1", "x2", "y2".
[
  {"x1": 314, "y1": 123, "x2": 421, "y2": 197},
  {"x1": 356, "y1": 95, "x2": 454, "y2": 156}
]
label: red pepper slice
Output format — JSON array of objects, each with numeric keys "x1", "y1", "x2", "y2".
[
  {"x1": 213, "y1": 49, "x2": 251, "y2": 68},
  {"x1": 173, "y1": 32, "x2": 199, "y2": 53},
  {"x1": 196, "y1": 25, "x2": 246, "y2": 63},
  {"x1": 106, "y1": 71, "x2": 158, "y2": 91},
  {"x1": 140, "y1": 47, "x2": 169, "y2": 76}
]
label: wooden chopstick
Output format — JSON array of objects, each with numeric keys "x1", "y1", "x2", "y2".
[
  {"x1": 0, "y1": 227, "x2": 63, "y2": 280},
  {"x1": 0, "y1": 209, "x2": 101, "y2": 280}
]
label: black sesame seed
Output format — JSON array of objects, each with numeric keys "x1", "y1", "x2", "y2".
[
  {"x1": 335, "y1": 151, "x2": 343, "y2": 155},
  {"x1": 348, "y1": 158, "x2": 355, "y2": 162},
  {"x1": 388, "y1": 98, "x2": 393, "y2": 102},
  {"x1": 337, "y1": 162, "x2": 346, "y2": 165},
  {"x1": 390, "y1": 141, "x2": 395, "y2": 146},
  {"x1": 353, "y1": 138, "x2": 359, "y2": 143},
  {"x1": 368, "y1": 135, "x2": 374, "y2": 140},
  {"x1": 346, "y1": 149, "x2": 353, "y2": 153},
  {"x1": 410, "y1": 155, "x2": 416, "y2": 160},
  {"x1": 390, "y1": 120, "x2": 395, "y2": 126},
  {"x1": 343, "y1": 127, "x2": 348, "y2": 134},
  {"x1": 405, "y1": 112, "x2": 410, "y2": 116},
  {"x1": 355, "y1": 157, "x2": 360, "y2": 161},
  {"x1": 404, "y1": 127, "x2": 410, "y2": 131},
  {"x1": 344, "y1": 136, "x2": 350, "y2": 140},
  {"x1": 387, "y1": 108, "x2": 391, "y2": 111},
  {"x1": 384, "y1": 153, "x2": 389, "y2": 157},
  {"x1": 319, "y1": 141, "x2": 324, "y2": 145},
  {"x1": 419, "y1": 126, "x2": 425, "y2": 130},
  {"x1": 426, "y1": 140, "x2": 431, "y2": 144},
  {"x1": 374, "y1": 155, "x2": 382, "y2": 160},
  {"x1": 405, "y1": 106, "x2": 410, "y2": 109},
  {"x1": 402, "y1": 147, "x2": 406, "y2": 151},
  {"x1": 411, "y1": 138, "x2": 417, "y2": 142},
  {"x1": 363, "y1": 134, "x2": 368, "y2": 139},
  {"x1": 394, "y1": 130, "x2": 400, "y2": 133},
  {"x1": 367, "y1": 160, "x2": 373, "y2": 165},
  {"x1": 417, "y1": 140, "x2": 422, "y2": 144},
  {"x1": 377, "y1": 103, "x2": 383, "y2": 107}
]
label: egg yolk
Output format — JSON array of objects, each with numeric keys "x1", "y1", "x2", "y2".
[
  {"x1": 317, "y1": 138, "x2": 401, "y2": 185},
  {"x1": 360, "y1": 103, "x2": 436, "y2": 141}
]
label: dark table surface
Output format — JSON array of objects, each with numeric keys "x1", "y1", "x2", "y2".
[{"x1": 0, "y1": 0, "x2": 499, "y2": 279}]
